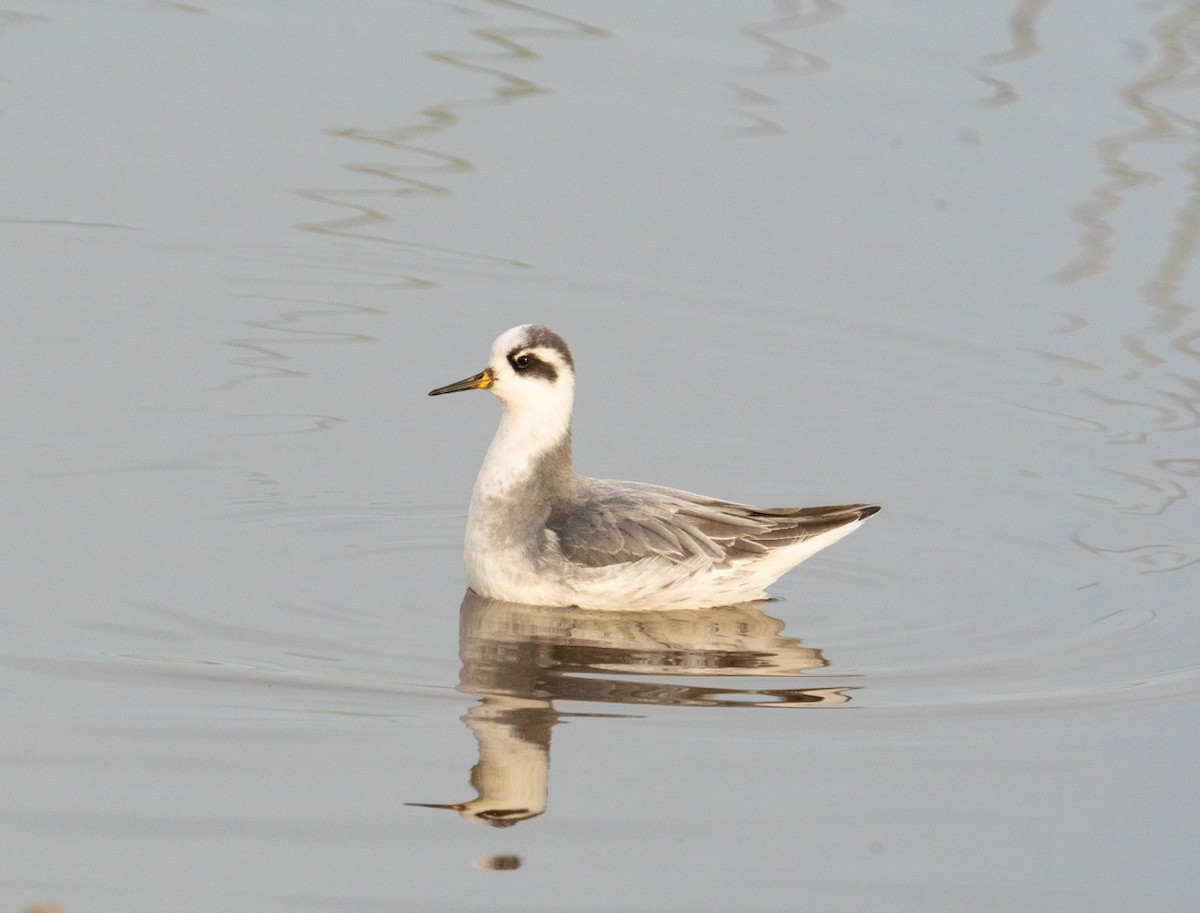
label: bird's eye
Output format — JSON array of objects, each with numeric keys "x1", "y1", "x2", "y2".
[{"x1": 514, "y1": 354, "x2": 532, "y2": 370}]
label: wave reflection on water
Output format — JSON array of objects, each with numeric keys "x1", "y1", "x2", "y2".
[
  {"x1": 974, "y1": 0, "x2": 1052, "y2": 108},
  {"x1": 296, "y1": 0, "x2": 607, "y2": 256},
  {"x1": 727, "y1": 0, "x2": 844, "y2": 138},
  {"x1": 1055, "y1": 2, "x2": 1200, "y2": 287},
  {"x1": 224, "y1": 2, "x2": 607, "y2": 389},
  {"x1": 993, "y1": 1, "x2": 1200, "y2": 576}
]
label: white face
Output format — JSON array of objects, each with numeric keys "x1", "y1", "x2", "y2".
[{"x1": 485, "y1": 325, "x2": 575, "y2": 415}]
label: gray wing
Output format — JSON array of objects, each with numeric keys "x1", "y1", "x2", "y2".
[{"x1": 546, "y1": 478, "x2": 879, "y2": 568}]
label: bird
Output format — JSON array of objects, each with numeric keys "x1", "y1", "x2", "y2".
[{"x1": 428, "y1": 325, "x2": 879, "y2": 610}]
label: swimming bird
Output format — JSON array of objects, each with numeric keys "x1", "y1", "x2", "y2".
[{"x1": 429, "y1": 325, "x2": 879, "y2": 610}]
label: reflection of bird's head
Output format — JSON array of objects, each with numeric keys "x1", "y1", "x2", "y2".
[
  {"x1": 406, "y1": 800, "x2": 542, "y2": 828},
  {"x1": 408, "y1": 693, "x2": 553, "y2": 829}
]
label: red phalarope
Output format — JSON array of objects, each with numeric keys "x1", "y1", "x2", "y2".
[{"x1": 429, "y1": 325, "x2": 879, "y2": 610}]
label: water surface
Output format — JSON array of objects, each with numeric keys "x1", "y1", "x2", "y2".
[{"x1": 2, "y1": 1, "x2": 1198, "y2": 911}]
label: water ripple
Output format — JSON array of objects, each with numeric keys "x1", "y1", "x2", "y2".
[
  {"x1": 296, "y1": 0, "x2": 607, "y2": 256},
  {"x1": 1017, "y1": 2, "x2": 1200, "y2": 576},
  {"x1": 975, "y1": 0, "x2": 1052, "y2": 108},
  {"x1": 222, "y1": 291, "x2": 390, "y2": 386},
  {"x1": 728, "y1": 0, "x2": 843, "y2": 138},
  {"x1": 1057, "y1": 2, "x2": 1200, "y2": 283},
  {"x1": 230, "y1": 3, "x2": 608, "y2": 390}
]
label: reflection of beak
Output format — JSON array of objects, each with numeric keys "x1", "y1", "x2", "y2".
[
  {"x1": 428, "y1": 368, "x2": 493, "y2": 396},
  {"x1": 406, "y1": 802, "x2": 532, "y2": 827}
]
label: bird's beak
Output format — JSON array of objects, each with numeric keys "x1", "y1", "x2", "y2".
[
  {"x1": 428, "y1": 367, "x2": 494, "y2": 396},
  {"x1": 406, "y1": 802, "x2": 468, "y2": 810}
]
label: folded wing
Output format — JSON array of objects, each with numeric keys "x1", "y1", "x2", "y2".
[{"x1": 546, "y1": 479, "x2": 879, "y2": 569}]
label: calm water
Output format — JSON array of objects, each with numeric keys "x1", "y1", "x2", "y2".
[{"x1": 3, "y1": 1, "x2": 1198, "y2": 911}]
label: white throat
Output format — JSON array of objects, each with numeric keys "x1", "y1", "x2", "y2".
[{"x1": 474, "y1": 376, "x2": 574, "y2": 497}]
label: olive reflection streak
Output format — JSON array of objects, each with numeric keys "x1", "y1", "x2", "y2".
[
  {"x1": 1056, "y1": 5, "x2": 1200, "y2": 286},
  {"x1": 974, "y1": 0, "x2": 1052, "y2": 108},
  {"x1": 991, "y1": 2, "x2": 1200, "y2": 575},
  {"x1": 228, "y1": 3, "x2": 607, "y2": 387},
  {"x1": 408, "y1": 591, "x2": 855, "y2": 828},
  {"x1": 296, "y1": 1, "x2": 608, "y2": 255},
  {"x1": 728, "y1": 0, "x2": 844, "y2": 138},
  {"x1": 223, "y1": 292, "x2": 393, "y2": 386}
]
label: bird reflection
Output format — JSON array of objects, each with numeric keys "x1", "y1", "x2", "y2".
[{"x1": 409, "y1": 590, "x2": 855, "y2": 827}]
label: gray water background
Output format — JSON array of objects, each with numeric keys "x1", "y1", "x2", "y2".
[{"x1": 3, "y1": 2, "x2": 1198, "y2": 911}]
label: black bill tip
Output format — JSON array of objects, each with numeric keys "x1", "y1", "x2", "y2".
[{"x1": 428, "y1": 368, "x2": 493, "y2": 396}]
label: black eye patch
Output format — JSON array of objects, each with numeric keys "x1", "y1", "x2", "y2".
[{"x1": 507, "y1": 349, "x2": 558, "y2": 383}]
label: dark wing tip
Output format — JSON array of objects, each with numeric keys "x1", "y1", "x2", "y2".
[{"x1": 858, "y1": 504, "x2": 882, "y2": 520}]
